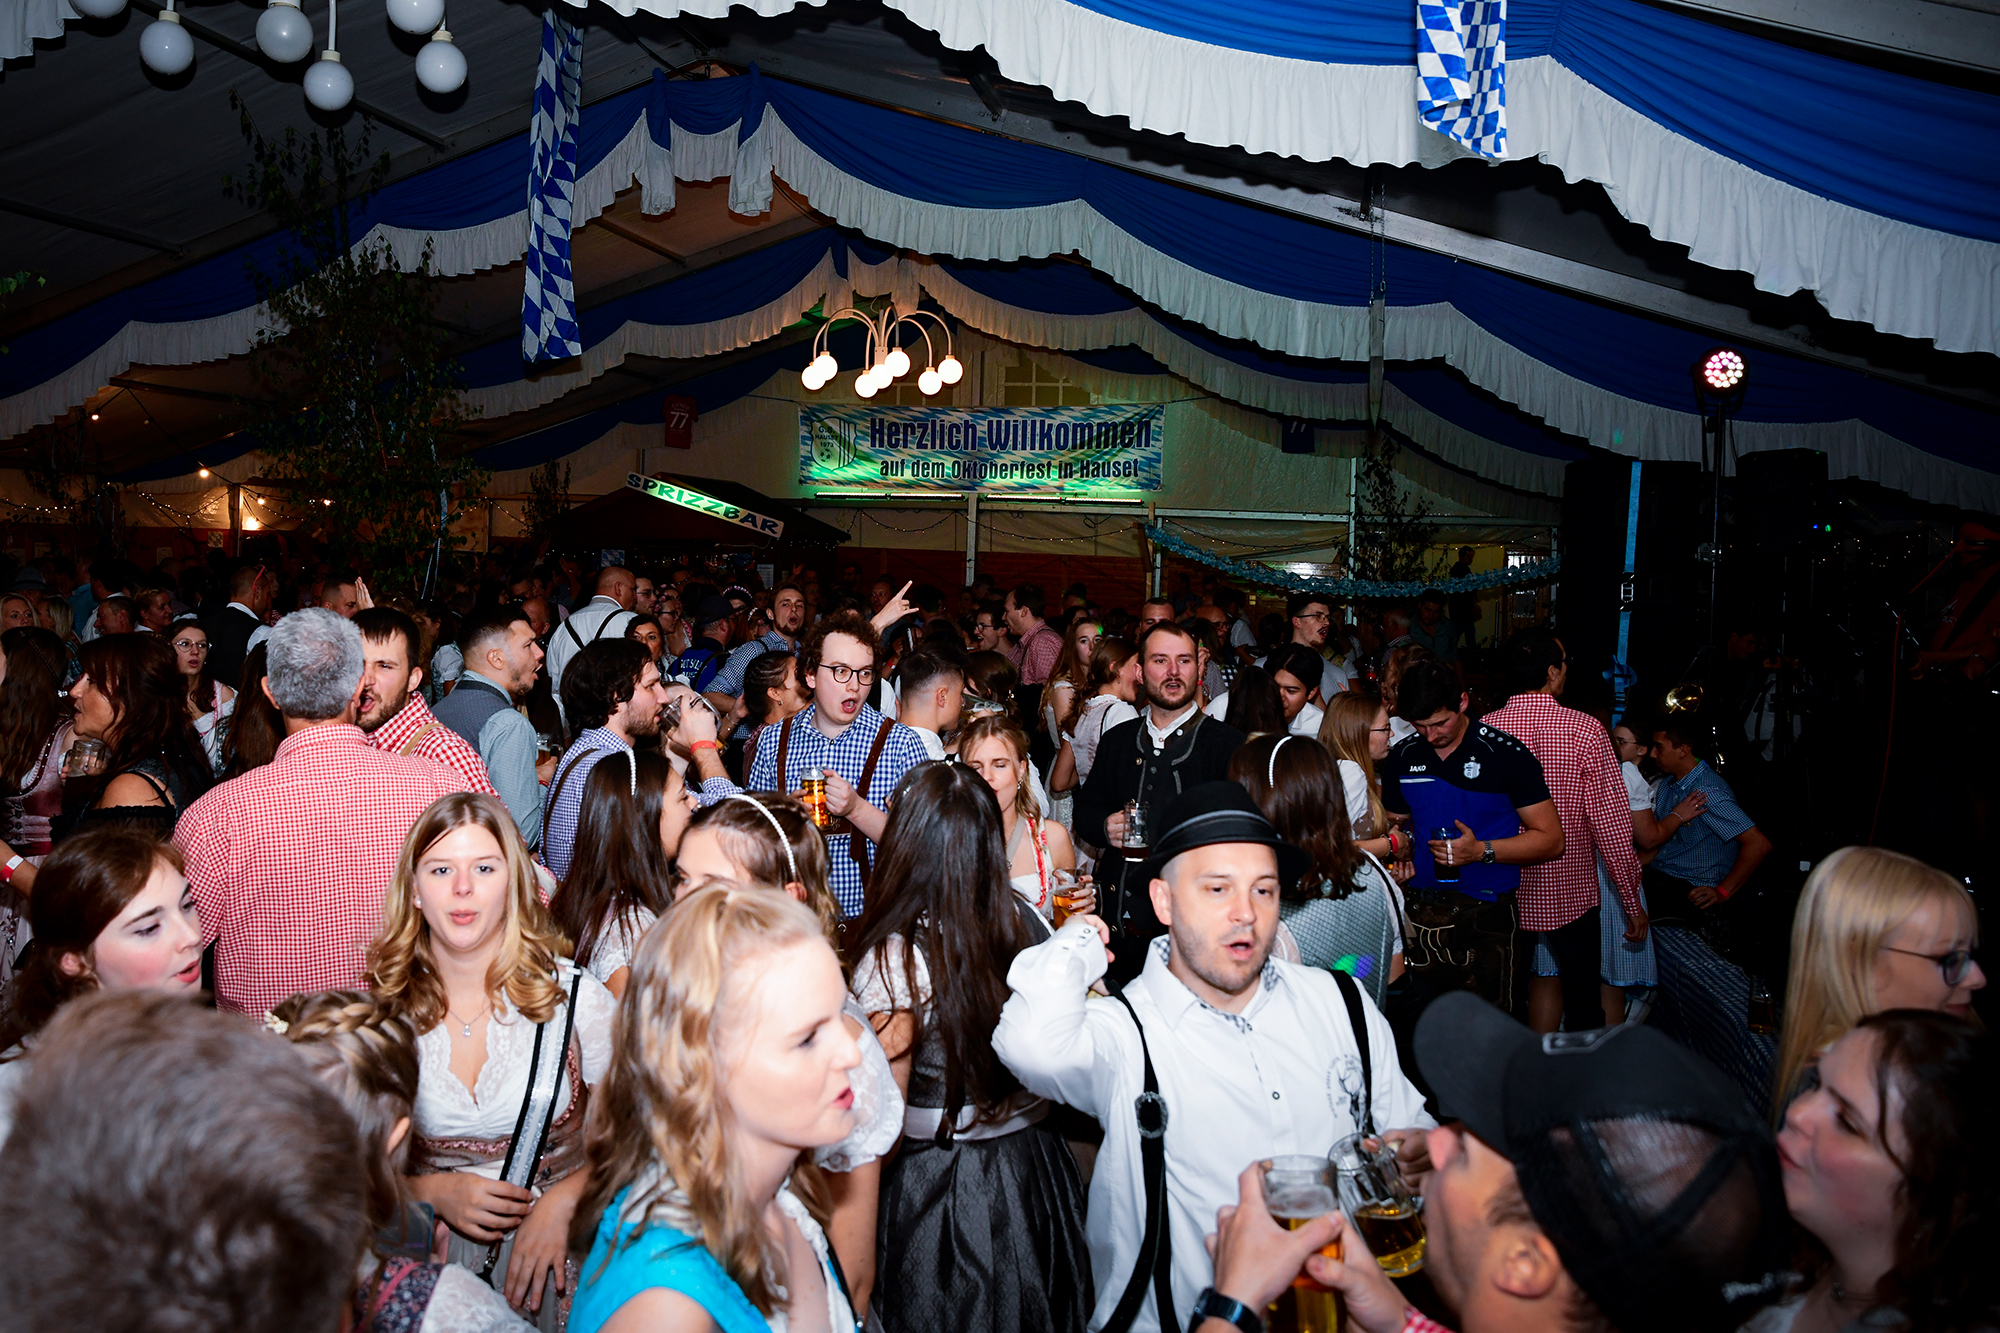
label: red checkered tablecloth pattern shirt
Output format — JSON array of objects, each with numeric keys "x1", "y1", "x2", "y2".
[
  {"x1": 176, "y1": 723, "x2": 473, "y2": 1016},
  {"x1": 366, "y1": 693, "x2": 498, "y2": 799},
  {"x1": 1479, "y1": 692, "x2": 1643, "y2": 933},
  {"x1": 1009, "y1": 621, "x2": 1064, "y2": 686}
]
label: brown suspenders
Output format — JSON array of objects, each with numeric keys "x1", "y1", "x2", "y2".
[{"x1": 773, "y1": 711, "x2": 895, "y2": 891}]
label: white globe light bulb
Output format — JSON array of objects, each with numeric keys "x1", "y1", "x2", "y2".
[
  {"x1": 884, "y1": 347, "x2": 911, "y2": 378},
  {"x1": 255, "y1": 0, "x2": 313, "y2": 63},
  {"x1": 304, "y1": 49, "x2": 354, "y2": 109},
  {"x1": 810, "y1": 353, "x2": 837, "y2": 379},
  {"x1": 386, "y1": 0, "x2": 443, "y2": 34},
  {"x1": 139, "y1": 10, "x2": 194, "y2": 75},
  {"x1": 918, "y1": 369, "x2": 943, "y2": 396},
  {"x1": 414, "y1": 28, "x2": 466, "y2": 94},
  {"x1": 800, "y1": 367, "x2": 826, "y2": 392},
  {"x1": 855, "y1": 374, "x2": 880, "y2": 400},
  {"x1": 71, "y1": 0, "x2": 126, "y2": 19},
  {"x1": 937, "y1": 355, "x2": 964, "y2": 385}
]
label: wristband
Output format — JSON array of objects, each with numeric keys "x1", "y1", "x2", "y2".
[
  {"x1": 689, "y1": 740, "x2": 722, "y2": 752},
  {"x1": 1191, "y1": 1287, "x2": 1263, "y2": 1333},
  {"x1": 1, "y1": 854, "x2": 20, "y2": 883}
]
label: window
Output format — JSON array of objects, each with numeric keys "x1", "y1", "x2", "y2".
[{"x1": 1001, "y1": 358, "x2": 1091, "y2": 407}]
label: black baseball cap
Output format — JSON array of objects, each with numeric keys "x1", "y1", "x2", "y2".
[
  {"x1": 1139, "y1": 781, "x2": 1312, "y2": 890},
  {"x1": 692, "y1": 595, "x2": 736, "y2": 628},
  {"x1": 1416, "y1": 993, "x2": 1790, "y2": 1333}
]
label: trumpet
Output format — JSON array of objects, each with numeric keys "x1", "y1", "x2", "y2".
[{"x1": 1665, "y1": 681, "x2": 1704, "y2": 714}]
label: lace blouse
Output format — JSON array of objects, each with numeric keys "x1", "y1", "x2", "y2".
[
  {"x1": 582, "y1": 907, "x2": 658, "y2": 986},
  {"x1": 412, "y1": 961, "x2": 617, "y2": 1179},
  {"x1": 1071, "y1": 695, "x2": 1138, "y2": 786},
  {"x1": 816, "y1": 994, "x2": 905, "y2": 1174}
]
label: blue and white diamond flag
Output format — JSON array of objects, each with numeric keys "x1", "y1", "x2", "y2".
[
  {"x1": 522, "y1": 8, "x2": 585, "y2": 362},
  {"x1": 1417, "y1": 0, "x2": 1507, "y2": 160}
]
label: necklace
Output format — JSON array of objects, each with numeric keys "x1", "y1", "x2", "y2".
[{"x1": 445, "y1": 999, "x2": 492, "y2": 1038}]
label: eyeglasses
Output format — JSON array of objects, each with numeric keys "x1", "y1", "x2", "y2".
[
  {"x1": 1297, "y1": 611, "x2": 1331, "y2": 622},
  {"x1": 1369, "y1": 725, "x2": 1392, "y2": 735},
  {"x1": 818, "y1": 663, "x2": 877, "y2": 685},
  {"x1": 1880, "y1": 945, "x2": 1979, "y2": 986},
  {"x1": 171, "y1": 639, "x2": 209, "y2": 653}
]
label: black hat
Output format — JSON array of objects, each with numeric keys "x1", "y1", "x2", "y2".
[
  {"x1": 692, "y1": 595, "x2": 736, "y2": 628},
  {"x1": 1415, "y1": 994, "x2": 1790, "y2": 1333},
  {"x1": 1139, "y1": 781, "x2": 1312, "y2": 890}
]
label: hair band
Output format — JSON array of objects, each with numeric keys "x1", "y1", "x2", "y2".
[
  {"x1": 725, "y1": 793, "x2": 800, "y2": 887},
  {"x1": 623, "y1": 745, "x2": 637, "y2": 797},
  {"x1": 1267, "y1": 734, "x2": 1292, "y2": 789}
]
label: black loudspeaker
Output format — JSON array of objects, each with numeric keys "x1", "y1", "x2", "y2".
[
  {"x1": 1557, "y1": 456, "x2": 1705, "y2": 706},
  {"x1": 1734, "y1": 449, "x2": 1829, "y2": 554}
]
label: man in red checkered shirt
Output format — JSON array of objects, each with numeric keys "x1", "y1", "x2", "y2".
[
  {"x1": 1003, "y1": 582, "x2": 1064, "y2": 685},
  {"x1": 1481, "y1": 628, "x2": 1647, "y2": 1034},
  {"x1": 353, "y1": 607, "x2": 498, "y2": 799},
  {"x1": 177, "y1": 608, "x2": 472, "y2": 1016}
]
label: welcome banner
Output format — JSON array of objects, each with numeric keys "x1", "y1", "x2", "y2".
[{"x1": 798, "y1": 404, "x2": 1164, "y2": 493}]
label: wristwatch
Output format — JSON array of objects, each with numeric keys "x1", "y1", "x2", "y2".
[
  {"x1": 1192, "y1": 1288, "x2": 1263, "y2": 1333},
  {"x1": 1481, "y1": 840, "x2": 1497, "y2": 865}
]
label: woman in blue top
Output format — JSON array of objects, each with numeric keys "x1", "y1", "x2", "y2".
[{"x1": 568, "y1": 885, "x2": 865, "y2": 1333}]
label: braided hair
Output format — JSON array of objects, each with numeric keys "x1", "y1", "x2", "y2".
[{"x1": 266, "y1": 990, "x2": 419, "y2": 1241}]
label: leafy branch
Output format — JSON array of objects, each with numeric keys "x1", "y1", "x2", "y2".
[{"x1": 225, "y1": 93, "x2": 485, "y2": 594}]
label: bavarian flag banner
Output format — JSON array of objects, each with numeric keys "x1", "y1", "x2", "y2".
[{"x1": 799, "y1": 404, "x2": 1164, "y2": 493}]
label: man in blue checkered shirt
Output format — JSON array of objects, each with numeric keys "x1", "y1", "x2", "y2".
[
  {"x1": 747, "y1": 610, "x2": 931, "y2": 918},
  {"x1": 543, "y1": 638, "x2": 671, "y2": 882}
]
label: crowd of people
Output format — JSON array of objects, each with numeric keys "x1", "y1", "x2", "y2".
[{"x1": 0, "y1": 546, "x2": 1990, "y2": 1333}]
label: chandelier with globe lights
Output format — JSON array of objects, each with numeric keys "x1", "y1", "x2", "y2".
[
  {"x1": 74, "y1": 0, "x2": 466, "y2": 110},
  {"x1": 799, "y1": 302, "x2": 963, "y2": 400}
]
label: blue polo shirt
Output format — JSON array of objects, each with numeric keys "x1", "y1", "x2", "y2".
[
  {"x1": 1381, "y1": 721, "x2": 1551, "y2": 900},
  {"x1": 1650, "y1": 761, "x2": 1755, "y2": 886}
]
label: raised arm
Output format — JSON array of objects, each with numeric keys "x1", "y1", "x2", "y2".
[{"x1": 991, "y1": 916, "x2": 1131, "y2": 1119}]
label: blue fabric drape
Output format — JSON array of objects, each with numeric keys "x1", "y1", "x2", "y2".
[{"x1": 522, "y1": 9, "x2": 588, "y2": 362}]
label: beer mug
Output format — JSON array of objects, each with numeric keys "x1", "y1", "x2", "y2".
[
  {"x1": 1051, "y1": 870, "x2": 1083, "y2": 927},
  {"x1": 1260, "y1": 1156, "x2": 1344, "y2": 1333},
  {"x1": 1333, "y1": 1134, "x2": 1426, "y2": 1277},
  {"x1": 62, "y1": 737, "x2": 107, "y2": 779},
  {"x1": 799, "y1": 769, "x2": 831, "y2": 829},
  {"x1": 1746, "y1": 975, "x2": 1777, "y2": 1036},
  {"x1": 1121, "y1": 800, "x2": 1150, "y2": 859}
]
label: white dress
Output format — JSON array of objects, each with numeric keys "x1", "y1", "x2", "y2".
[
  {"x1": 582, "y1": 907, "x2": 658, "y2": 987},
  {"x1": 194, "y1": 692, "x2": 235, "y2": 774},
  {"x1": 816, "y1": 995, "x2": 907, "y2": 1174},
  {"x1": 1071, "y1": 694, "x2": 1138, "y2": 787},
  {"x1": 412, "y1": 961, "x2": 617, "y2": 1181},
  {"x1": 358, "y1": 1254, "x2": 534, "y2": 1332}
]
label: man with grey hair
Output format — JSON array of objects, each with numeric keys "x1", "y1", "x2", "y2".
[{"x1": 176, "y1": 608, "x2": 471, "y2": 1016}]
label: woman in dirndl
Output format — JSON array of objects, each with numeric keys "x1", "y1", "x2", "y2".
[{"x1": 369, "y1": 791, "x2": 615, "y2": 1332}]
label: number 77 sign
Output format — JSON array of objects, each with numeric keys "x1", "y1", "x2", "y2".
[{"x1": 662, "y1": 395, "x2": 697, "y2": 449}]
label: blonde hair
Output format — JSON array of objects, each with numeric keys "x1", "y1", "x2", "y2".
[
  {"x1": 956, "y1": 712, "x2": 1036, "y2": 820},
  {"x1": 1319, "y1": 692, "x2": 1387, "y2": 838},
  {"x1": 681, "y1": 793, "x2": 841, "y2": 945},
  {"x1": 573, "y1": 885, "x2": 831, "y2": 1314},
  {"x1": 1776, "y1": 846, "x2": 1978, "y2": 1118},
  {"x1": 267, "y1": 990, "x2": 419, "y2": 1238},
  {"x1": 366, "y1": 792, "x2": 572, "y2": 1034}
]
